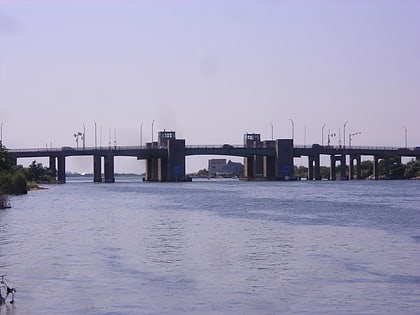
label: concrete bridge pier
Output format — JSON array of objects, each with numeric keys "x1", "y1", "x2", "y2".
[
  {"x1": 104, "y1": 155, "x2": 115, "y2": 183},
  {"x1": 263, "y1": 140, "x2": 276, "y2": 179},
  {"x1": 340, "y1": 155, "x2": 347, "y2": 180},
  {"x1": 166, "y1": 139, "x2": 186, "y2": 181},
  {"x1": 349, "y1": 155, "x2": 361, "y2": 179},
  {"x1": 145, "y1": 158, "x2": 159, "y2": 181},
  {"x1": 57, "y1": 156, "x2": 66, "y2": 183},
  {"x1": 93, "y1": 155, "x2": 102, "y2": 182},
  {"x1": 275, "y1": 139, "x2": 294, "y2": 180},
  {"x1": 49, "y1": 156, "x2": 57, "y2": 178},
  {"x1": 373, "y1": 156, "x2": 379, "y2": 180},
  {"x1": 384, "y1": 157, "x2": 391, "y2": 179},
  {"x1": 330, "y1": 155, "x2": 337, "y2": 180},
  {"x1": 308, "y1": 155, "x2": 321, "y2": 180},
  {"x1": 373, "y1": 156, "x2": 391, "y2": 180},
  {"x1": 330, "y1": 154, "x2": 347, "y2": 180},
  {"x1": 244, "y1": 156, "x2": 255, "y2": 179}
]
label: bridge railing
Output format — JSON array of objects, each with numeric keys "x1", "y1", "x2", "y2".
[
  {"x1": 185, "y1": 144, "x2": 244, "y2": 149},
  {"x1": 293, "y1": 144, "x2": 414, "y2": 151},
  {"x1": 8, "y1": 145, "x2": 151, "y2": 153}
]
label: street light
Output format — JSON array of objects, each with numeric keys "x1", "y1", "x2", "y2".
[
  {"x1": 269, "y1": 122, "x2": 273, "y2": 140},
  {"x1": 152, "y1": 120, "x2": 155, "y2": 143},
  {"x1": 0, "y1": 122, "x2": 3, "y2": 146},
  {"x1": 327, "y1": 129, "x2": 336, "y2": 146},
  {"x1": 74, "y1": 131, "x2": 82, "y2": 149},
  {"x1": 94, "y1": 121, "x2": 97, "y2": 149},
  {"x1": 343, "y1": 121, "x2": 348, "y2": 148},
  {"x1": 289, "y1": 118, "x2": 294, "y2": 141},
  {"x1": 82, "y1": 124, "x2": 86, "y2": 150},
  {"x1": 140, "y1": 122, "x2": 143, "y2": 147},
  {"x1": 348, "y1": 131, "x2": 361, "y2": 147},
  {"x1": 321, "y1": 123, "x2": 326, "y2": 146},
  {"x1": 403, "y1": 126, "x2": 407, "y2": 148}
]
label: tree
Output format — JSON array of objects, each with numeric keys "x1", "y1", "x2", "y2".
[
  {"x1": 11, "y1": 171, "x2": 27, "y2": 194},
  {"x1": 404, "y1": 159, "x2": 420, "y2": 179},
  {"x1": 0, "y1": 145, "x2": 12, "y2": 172},
  {"x1": 361, "y1": 160, "x2": 373, "y2": 178}
]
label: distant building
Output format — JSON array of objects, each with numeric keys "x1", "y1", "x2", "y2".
[
  {"x1": 208, "y1": 159, "x2": 243, "y2": 177},
  {"x1": 208, "y1": 159, "x2": 226, "y2": 175}
]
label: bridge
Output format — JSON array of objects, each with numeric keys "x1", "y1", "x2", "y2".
[{"x1": 6, "y1": 131, "x2": 420, "y2": 183}]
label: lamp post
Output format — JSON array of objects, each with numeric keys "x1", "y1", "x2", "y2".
[
  {"x1": 403, "y1": 126, "x2": 407, "y2": 148},
  {"x1": 140, "y1": 122, "x2": 143, "y2": 147},
  {"x1": 94, "y1": 121, "x2": 97, "y2": 149},
  {"x1": 327, "y1": 129, "x2": 336, "y2": 146},
  {"x1": 269, "y1": 122, "x2": 273, "y2": 140},
  {"x1": 114, "y1": 128, "x2": 117, "y2": 149},
  {"x1": 82, "y1": 124, "x2": 86, "y2": 150},
  {"x1": 0, "y1": 122, "x2": 3, "y2": 146},
  {"x1": 74, "y1": 131, "x2": 82, "y2": 149},
  {"x1": 152, "y1": 120, "x2": 155, "y2": 144},
  {"x1": 348, "y1": 131, "x2": 361, "y2": 147},
  {"x1": 289, "y1": 118, "x2": 294, "y2": 142},
  {"x1": 321, "y1": 123, "x2": 326, "y2": 146},
  {"x1": 343, "y1": 121, "x2": 348, "y2": 148}
]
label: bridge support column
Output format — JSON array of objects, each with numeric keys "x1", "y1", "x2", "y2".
[
  {"x1": 340, "y1": 154, "x2": 347, "y2": 180},
  {"x1": 373, "y1": 156, "x2": 380, "y2": 180},
  {"x1": 384, "y1": 157, "x2": 390, "y2": 179},
  {"x1": 49, "y1": 156, "x2": 57, "y2": 178},
  {"x1": 146, "y1": 158, "x2": 159, "y2": 181},
  {"x1": 308, "y1": 155, "x2": 320, "y2": 180},
  {"x1": 104, "y1": 155, "x2": 115, "y2": 183},
  {"x1": 349, "y1": 155, "x2": 361, "y2": 179},
  {"x1": 244, "y1": 156, "x2": 255, "y2": 180},
  {"x1": 263, "y1": 140, "x2": 275, "y2": 179},
  {"x1": 308, "y1": 156, "x2": 314, "y2": 180},
  {"x1": 275, "y1": 139, "x2": 294, "y2": 180},
  {"x1": 314, "y1": 155, "x2": 321, "y2": 180},
  {"x1": 93, "y1": 155, "x2": 102, "y2": 182},
  {"x1": 57, "y1": 156, "x2": 66, "y2": 183},
  {"x1": 166, "y1": 139, "x2": 186, "y2": 181},
  {"x1": 330, "y1": 155, "x2": 337, "y2": 180}
]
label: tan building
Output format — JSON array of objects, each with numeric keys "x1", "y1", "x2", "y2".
[{"x1": 208, "y1": 159, "x2": 227, "y2": 175}]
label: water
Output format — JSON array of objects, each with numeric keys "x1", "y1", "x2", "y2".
[{"x1": 1, "y1": 179, "x2": 419, "y2": 314}]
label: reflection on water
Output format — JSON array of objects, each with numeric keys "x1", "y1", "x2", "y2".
[{"x1": 0, "y1": 179, "x2": 419, "y2": 314}]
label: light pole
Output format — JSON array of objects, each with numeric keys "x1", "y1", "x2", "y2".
[
  {"x1": 74, "y1": 131, "x2": 82, "y2": 149},
  {"x1": 82, "y1": 124, "x2": 86, "y2": 150},
  {"x1": 152, "y1": 120, "x2": 155, "y2": 144},
  {"x1": 114, "y1": 128, "x2": 117, "y2": 148},
  {"x1": 348, "y1": 131, "x2": 361, "y2": 147},
  {"x1": 343, "y1": 121, "x2": 348, "y2": 148},
  {"x1": 140, "y1": 122, "x2": 143, "y2": 147},
  {"x1": 304, "y1": 124, "x2": 307, "y2": 147},
  {"x1": 327, "y1": 129, "x2": 336, "y2": 146},
  {"x1": 403, "y1": 126, "x2": 407, "y2": 148},
  {"x1": 94, "y1": 121, "x2": 97, "y2": 149},
  {"x1": 289, "y1": 118, "x2": 294, "y2": 142},
  {"x1": 0, "y1": 122, "x2": 3, "y2": 146},
  {"x1": 269, "y1": 122, "x2": 273, "y2": 140},
  {"x1": 321, "y1": 123, "x2": 326, "y2": 146}
]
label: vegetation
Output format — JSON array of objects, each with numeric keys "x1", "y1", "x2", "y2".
[
  {"x1": 0, "y1": 145, "x2": 28, "y2": 194},
  {"x1": 295, "y1": 157, "x2": 420, "y2": 180},
  {"x1": 0, "y1": 145, "x2": 58, "y2": 196}
]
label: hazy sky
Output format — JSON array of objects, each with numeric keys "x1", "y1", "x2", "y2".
[{"x1": 1, "y1": 0, "x2": 419, "y2": 173}]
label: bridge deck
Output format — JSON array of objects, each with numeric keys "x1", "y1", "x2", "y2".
[{"x1": 7, "y1": 144, "x2": 420, "y2": 159}]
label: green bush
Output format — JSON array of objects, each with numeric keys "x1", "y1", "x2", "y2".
[{"x1": 12, "y1": 172, "x2": 27, "y2": 194}]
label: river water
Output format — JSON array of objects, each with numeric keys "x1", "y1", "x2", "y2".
[{"x1": 1, "y1": 178, "x2": 419, "y2": 314}]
